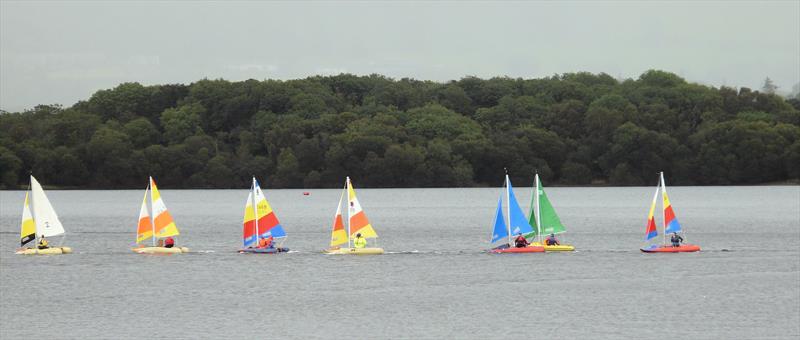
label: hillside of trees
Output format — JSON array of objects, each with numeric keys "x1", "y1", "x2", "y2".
[{"x1": 1, "y1": 70, "x2": 798, "y2": 189}]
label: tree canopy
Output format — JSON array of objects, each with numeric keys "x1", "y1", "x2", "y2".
[{"x1": 1, "y1": 70, "x2": 797, "y2": 189}]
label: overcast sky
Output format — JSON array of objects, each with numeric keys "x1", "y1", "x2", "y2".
[{"x1": 1, "y1": 0, "x2": 798, "y2": 111}]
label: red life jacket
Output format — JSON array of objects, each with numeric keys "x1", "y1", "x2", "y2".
[
  {"x1": 258, "y1": 236, "x2": 273, "y2": 248},
  {"x1": 164, "y1": 237, "x2": 175, "y2": 246}
]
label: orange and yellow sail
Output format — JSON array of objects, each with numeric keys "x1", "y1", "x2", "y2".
[
  {"x1": 329, "y1": 190, "x2": 348, "y2": 247},
  {"x1": 136, "y1": 191, "x2": 153, "y2": 243},
  {"x1": 347, "y1": 177, "x2": 377, "y2": 239},
  {"x1": 136, "y1": 177, "x2": 179, "y2": 245}
]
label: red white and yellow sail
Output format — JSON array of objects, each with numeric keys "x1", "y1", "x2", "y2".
[
  {"x1": 347, "y1": 177, "x2": 377, "y2": 239},
  {"x1": 150, "y1": 177, "x2": 179, "y2": 238},
  {"x1": 136, "y1": 191, "x2": 154, "y2": 243}
]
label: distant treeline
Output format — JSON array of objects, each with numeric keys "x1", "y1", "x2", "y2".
[{"x1": 1, "y1": 70, "x2": 799, "y2": 189}]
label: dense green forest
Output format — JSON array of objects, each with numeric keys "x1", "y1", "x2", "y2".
[{"x1": 1, "y1": 70, "x2": 798, "y2": 189}]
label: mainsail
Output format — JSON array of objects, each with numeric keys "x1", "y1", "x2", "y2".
[
  {"x1": 30, "y1": 175, "x2": 65, "y2": 237},
  {"x1": 150, "y1": 177, "x2": 179, "y2": 238},
  {"x1": 528, "y1": 174, "x2": 566, "y2": 238},
  {"x1": 347, "y1": 177, "x2": 377, "y2": 239},
  {"x1": 506, "y1": 177, "x2": 534, "y2": 237},
  {"x1": 661, "y1": 173, "x2": 682, "y2": 234},
  {"x1": 253, "y1": 179, "x2": 285, "y2": 239}
]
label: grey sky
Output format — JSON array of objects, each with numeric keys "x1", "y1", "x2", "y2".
[{"x1": 1, "y1": 0, "x2": 798, "y2": 112}]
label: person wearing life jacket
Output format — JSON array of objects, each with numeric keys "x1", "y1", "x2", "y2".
[
  {"x1": 545, "y1": 233, "x2": 560, "y2": 246},
  {"x1": 257, "y1": 236, "x2": 274, "y2": 249},
  {"x1": 164, "y1": 237, "x2": 175, "y2": 248},
  {"x1": 37, "y1": 236, "x2": 49, "y2": 250},
  {"x1": 353, "y1": 233, "x2": 367, "y2": 249},
  {"x1": 670, "y1": 232, "x2": 683, "y2": 247},
  {"x1": 514, "y1": 233, "x2": 529, "y2": 248}
]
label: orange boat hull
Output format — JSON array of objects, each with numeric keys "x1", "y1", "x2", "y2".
[
  {"x1": 641, "y1": 244, "x2": 700, "y2": 253},
  {"x1": 491, "y1": 246, "x2": 545, "y2": 253}
]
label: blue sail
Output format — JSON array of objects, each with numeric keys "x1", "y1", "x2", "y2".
[
  {"x1": 507, "y1": 179, "x2": 535, "y2": 236},
  {"x1": 491, "y1": 196, "x2": 508, "y2": 243}
]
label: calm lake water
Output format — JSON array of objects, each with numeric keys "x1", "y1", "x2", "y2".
[{"x1": 1, "y1": 186, "x2": 798, "y2": 339}]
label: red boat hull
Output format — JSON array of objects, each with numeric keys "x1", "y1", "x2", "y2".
[
  {"x1": 491, "y1": 246, "x2": 545, "y2": 253},
  {"x1": 641, "y1": 244, "x2": 701, "y2": 253}
]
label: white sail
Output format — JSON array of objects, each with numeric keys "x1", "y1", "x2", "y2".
[{"x1": 30, "y1": 175, "x2": 65, "y2": 237}]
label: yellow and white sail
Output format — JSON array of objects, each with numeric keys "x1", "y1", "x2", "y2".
[
  {"x1": 347, "y1": 177, "x2": 377, "y2": 239},
  {"x1": 150, "y1": 176, "x2": 179, "y2": 238},
  {"x1": 20, "y1": 192, "x2": 36, "y2": 246}
]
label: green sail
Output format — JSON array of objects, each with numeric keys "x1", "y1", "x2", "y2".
[{"x1": 527, "y1": 176, "x2": 566, "y2": 237}]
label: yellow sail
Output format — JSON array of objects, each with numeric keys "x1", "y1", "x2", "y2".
[
  {"x1": 150, "y1": 177, "x2": 180, "y2": 238},
  {"x1": 20, "y1": 192, "x2": 36, "y2": 246}
]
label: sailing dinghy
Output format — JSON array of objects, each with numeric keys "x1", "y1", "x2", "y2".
[
  {"x1": 527, "y1": 174, "x2": 575, "y2": 251},
  {"x1": 238, "y1": 177, "x2": 289, "y2": 254},
  {"x1": 490, "y1": 173, "x2": 544, "y2": 253},
  {"x1": 640, "y1": 172, "x2": 700, "y2": 253},
  {"x1": 132, "y1": 177, "x2": 189, "y2": 254},
  {"x1": 15, "y1": 176, "x2": 72, "y2": 255},
  {"x1": 324, "y1": 177, "x2": 384, "y2": 255}
]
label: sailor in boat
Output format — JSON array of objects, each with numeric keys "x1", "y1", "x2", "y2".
[
  {"x1": 257, "y1": 236, "x2": 275, "y2": 249},
  {"x1": 354, "y1": 233, "x2": 367, "y2": 249},
  {"x1": 670, "y1": 232, "x2": 683, "y2": 247},
  {"x1": 37, "y1": 236, "x2": 49, "y2": 249},
  {"x1": 545, "y1": 233, "x2": 560, "y2": 246},
  {"x1": 164, "y1": 237, "x2": 175, "y2": 248},
  {"x1": 514, "y1": 233, "x2": 529, "y2": 248}
]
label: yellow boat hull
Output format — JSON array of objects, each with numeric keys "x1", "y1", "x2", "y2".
[
  {"x1": 15, "y1": 247, "x2": 72, "y2": 255},
  {"x1": 530, "y1": 242, "x2": 575, "y2": 252},
  {"x1": 132, "y1": 246, "x2": 189, "y2": 254},
  {"x1": 324, "y1": 247, "x2": 384, "y2": 255}
]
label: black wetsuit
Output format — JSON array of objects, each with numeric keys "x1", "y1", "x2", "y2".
[{"x1": 671, "y1": 234, "x2": 683, "y2": 247}]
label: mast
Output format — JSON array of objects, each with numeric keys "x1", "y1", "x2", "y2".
[
  {"x1": 252, "y1": 177, "x2": 259, "y2": 245},
  {"x1": 505, "y1": 169, "x2": 512, "y2": 246},
  {"x1": 149, "y1": 177, "x2": 156, "y2": 247},
  {"x1": 28, "y1": 176, "x2": 37, "y2": 244},
  {"x1": 535, "y1": 173, "x2": 542, "y2": 244},
  {"x1": 346, "y1": 177, "x2": 352, "y2": 249},
  {"x1": 660, "y1": 172, "x2": 666, "y2": 247}
]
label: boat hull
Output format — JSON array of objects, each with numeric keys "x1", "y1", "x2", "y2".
[
  {"x1": 324, "y1": 247, "x2": 384, "y2": 255},
  {"x1": 132, "y1": 246, "x2": 189, "y2": 254},
  {"x1": 530, "y1": 242, "x2": 575, "y2": 252},
  {"x1": 238, "y1": 247, "x2": 289, "y2": 254},
  {"x1": 15, "y1": 247, "x2": 72, "y2": 255},
  {"x1": 491, "y1": 246, "x2": 545, "y2": 253},
  {"x1": 641, "y1": 244, "x2": 700, "y2": 253}
]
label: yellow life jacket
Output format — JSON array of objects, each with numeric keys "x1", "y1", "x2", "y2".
[{"x1": 354, "y1": 237, "x2": 367, "y2": 248}]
